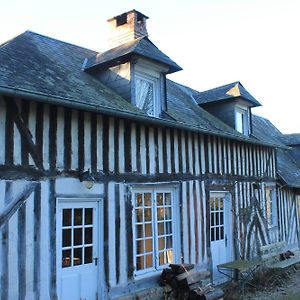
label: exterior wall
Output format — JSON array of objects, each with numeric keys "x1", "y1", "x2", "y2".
[
  {"x1": 0, "y1": 180, "x2": 51, "y2": 300},
  {"x1": 0, "y1": 95, "x2": 285, "y2": 299},
  {"x1": 277, "y1": 187, "x2": 300, "y2": 249},
  {"x1": 0, "y1": 96, "x2": 276, "y2": 180}
]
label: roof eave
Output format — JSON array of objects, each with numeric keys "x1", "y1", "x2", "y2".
[{"x1": 83, "y1": 52, "x2": 182, "y2": 74}]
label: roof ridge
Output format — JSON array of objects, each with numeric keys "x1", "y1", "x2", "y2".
[{"x1": 199, "y1": 81, "x2": 241, "y2": 93}]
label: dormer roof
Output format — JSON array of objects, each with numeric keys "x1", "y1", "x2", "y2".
[
  {"x1": 83, "y1": 36, "x2": 182, "y2": 74},
  {"x1": 194, "y1": 81, "x2": 261, "y2": 107}
]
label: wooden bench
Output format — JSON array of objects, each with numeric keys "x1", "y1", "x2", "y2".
[{"x1": 260, "y1": 241, "x2": 300, "y2": 269}]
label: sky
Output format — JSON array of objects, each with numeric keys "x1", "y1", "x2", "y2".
[{"x1": 1, "y1": 0, "x2": 299, "y2": 133}]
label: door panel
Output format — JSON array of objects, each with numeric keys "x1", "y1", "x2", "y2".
[
  {"x1": 210, "y1": 192, "x2": 232, "y2": 283},
  {"x1": 57, "y1": 200, "x2": 100, "y2": 300}
]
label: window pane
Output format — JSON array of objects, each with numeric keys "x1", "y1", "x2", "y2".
[
  {"x1": 144, "y1": 193, "x2": 152, "y2": 206},
  {"x1": 165, "y1": 222, "x2": 172, "y2": 234},
  {"x1": 210, "y1": 200, "x2": 215, "y2": 211},
  {"x1": 74, "y1": 228, "x2": 82, "y2": 246},
  {"x1": 158, "y1": 222, "x2": 164, "y2": 235},
  {"x1": 63, "y1": 229, "x2": 71, "y2": 247},
  {"x1": 73, "y1": 248, "x2": 82, "y2": 266},
  {"x1": 145, "y1": 238, "x2": 153, "y2": 252},
  {"x1": 63, "y1": 209, "x2": 72, "y2": 226},
  {"x1": 62, "y1": 249, "x2": 71, "y2": 268},
  {"x1": 135, "y1": 208, "x2": 143, "y2": 223},
  {"x1": 219, "y1": 199, "x2": 224, "y2": 210},
  {"x1": 157, "y1": 193, "x2": 163, "y2": 206},
  {"x1": 159, "y1": 252, "x2": 165, "y2": 266},
  {"x1": 136, "y1": 240, "x2": 144, "y2": 254},
  {"x1": 159, "y1": 251, "x2": 173, "y2": 265},
  {"x1": 136, "y1": 194, "x2": 143, "y2": 207},
  {"x1": 85, "y1": 208, "x2": 93, "y2": 225},
  {"x1": 220, "y1": 212, "x2": 224, "y2": 225},
  {"x1": 165, "y1": 193, "x2": 171, "y2": 205},
  {"x1": 167, "y1": 249, "x2": 174, "y2": 264},
  {"x1": 166, "y1": 235, "x2": 173, "y2": 248},
  {"x1": 220, "y1": 226, "x2": 224, "y2": 240},
  {"x1": 74, "y1": 209, "x2": 83, "y2": 225},
  {"x1": 84, "y1": 246, "x2": 93, "y2": 264},
  {"x1": 157, "y1": 208, "x2": 164, "y2": 220},
  {"x1": 145, "y1": 224, "x2": 152, "y2": 237},
  {"x1": 84, "y1": 227, "x2": 92, "y2": 244},
  {"x1": 144, "y1": 208, "x2": 152, "y2": 221},
  {"x1": 136, "y1": 225, "x2": 144, "y2": 238},
  {"x1": 158, "y1": 237, "x2": 165, "y2": 250},
  {"x1": 211, "y1": 228, "x2": 215, "y2": 241},
  {"x1": 236, "y1": 111, "x2": 244, "y2": 133},
  {"x1": 165, "y1": 208, "x2": 172, "y2": 220},
  {"x1": 145, "y1": 254, "x2": 153, "y2": 268},
  {"x1": 211, "y1": 213, "x2": 215, "y2": 226},
  {"x1": 136, "y1": 256, "x2": 144, "y2": 270},
  {"x1": 216, "y1": 212, "x2": 219, "y2": 225}
]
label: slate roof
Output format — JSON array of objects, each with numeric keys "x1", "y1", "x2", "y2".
[
  {"x1": 281, "y1": 134, "x2": 300, "y2": 146},
  {"x1": 0, "y1": 31, "x2": 144, "y2": 115},
  {"x1": 194, "y1": 81, "x2": 261, "y2": 107},
  {"x1": 0, "y1": 31, "x2": 283, "y2": 148},
  {"x1": 83, "y1": 37, "x2": 182, "y2": 74},
  {"x1": 252, "y1": 115, "x2": 300, "y2": 188}
]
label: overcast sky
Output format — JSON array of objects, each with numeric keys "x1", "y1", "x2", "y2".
[{"x1": 1, "y1": 0, "x2": 299, "y2": 133}]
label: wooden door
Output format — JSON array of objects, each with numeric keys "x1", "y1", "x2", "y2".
[
  {"x1": 57, "y1": 199, "x2": 101, "y2": 300},
  {"x1": 210, "y1": 192, "x2": 232, "y2": 283}
]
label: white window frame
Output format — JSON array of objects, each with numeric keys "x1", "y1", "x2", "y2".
[
  {"x1": 235, "y1": 106, "x2": 249, "y2": 136},
  {"x1": 132, "y1": 187, "x2": 180, "y2": 277},
  {"x1": 135, "y1": 72, "x2": 160, "y2": 117},
  {"x1": 135, "y1": 59, "x2": 166, "y2": 118}
]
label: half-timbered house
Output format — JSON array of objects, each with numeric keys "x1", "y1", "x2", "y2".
[{"x1": 0, "y1": 9, "x2": 299, "y2": 300}]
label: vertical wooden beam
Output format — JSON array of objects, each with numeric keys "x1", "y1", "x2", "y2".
[{"x1": 49, "y1": 179, "x2": 57, "y2": 300}]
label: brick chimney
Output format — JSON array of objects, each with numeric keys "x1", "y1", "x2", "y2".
[{"x1": 107, "y1": 10, "x2": 149, "y2": 48}]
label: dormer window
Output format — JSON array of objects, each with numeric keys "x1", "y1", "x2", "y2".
[
  {"x1": 235, "y1": 107, "x2": 249, "y2": 135},
  {"x1": 134, "y1": 59, "x2": 168, "y2": 118}
]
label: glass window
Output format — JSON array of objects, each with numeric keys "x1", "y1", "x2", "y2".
[
  {"x1": 265, "y1": 187, "x2": 277, "y2": 227},
  {"x1": 235, "y1": 108, "x2": 249, "y2": 135},
  {"x1": 61, "y1": 207, "x2": 94, "y2": 268},
  {"x1": 133, "y1": 189, "x2": 176, "y2": 275},
  {"x1": 135, "y1": 72, "x2": 161, "y2": 118}
]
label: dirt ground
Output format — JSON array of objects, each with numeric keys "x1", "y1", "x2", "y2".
[{"x1": 222, "y1": 265, "x2": 300, "y2": 300}]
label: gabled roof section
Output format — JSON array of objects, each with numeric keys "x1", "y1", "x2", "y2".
[
  {"x1": 194, "y1": 81, "x2": 261, "y2": 107},
  {"x1": 83, "y1": 37, "x2": 182, "y2": 74},
  {"x1": 281, "y1": 134, "x2": 300, "y2": 146},
  {"x1": 252, "y1": 115, "x2": 286, "y2": 147},
  {"x1": 277, "y1": 149, "x2": 300, "y2": 188},
  {"x1": 252, "y1": 114, "x2": 300, "y2": 188}
]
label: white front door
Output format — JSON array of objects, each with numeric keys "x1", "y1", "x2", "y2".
[
  {"x1": 57, "y1": 199, "x2": 100, "y2": 300},
  {"x1": 210, "y1": 192, "x2": 232, "y2": 283}
]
